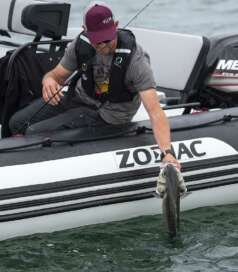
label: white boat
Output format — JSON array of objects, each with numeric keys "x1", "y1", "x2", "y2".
[{"x1": 0, "y1": 0, "x2": 237, "y2": 241}]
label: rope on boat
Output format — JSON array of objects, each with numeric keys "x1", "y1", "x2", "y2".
[
  {"x1": 171, "y1": 114, "x2": 238, "y2": 132},
  {"x1": 0, "y1": 126, "x2": 150, "y2": 153},
  {"x1": 0, "y1": 114, "x2": 238, "y2": 153}
]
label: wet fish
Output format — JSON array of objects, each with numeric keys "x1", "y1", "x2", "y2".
[{"x1": 156, "y1": 164, "x2": 185, "y2": 237}]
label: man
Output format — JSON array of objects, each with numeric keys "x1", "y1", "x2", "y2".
[{"x1": 9, "y1": 1, "x2": 180, "y2": 169}]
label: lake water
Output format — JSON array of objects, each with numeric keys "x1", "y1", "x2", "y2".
[
  {"x1": 0, "y1": 0, "x2": 238, "y2": 271},
  {"x1": 0, "y1": 204, "x2": 237, "y2": 272},
  {"x1": 67, "y1": 0, "x2": 238, "y2": 36}
]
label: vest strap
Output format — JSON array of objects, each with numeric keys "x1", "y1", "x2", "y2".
[
  {"x1": 115, "y1": 49, "x2": 131, "y2": 54},
  {"x1": 80, "y1": 35, "x2": 91, "y2": 44}
]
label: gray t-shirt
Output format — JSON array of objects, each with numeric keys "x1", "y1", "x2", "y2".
[{"x1": 60, "y1": 37, "x2": 156, "y2": 124}]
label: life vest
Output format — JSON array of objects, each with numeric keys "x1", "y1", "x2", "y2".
[{"x1": 75, "y1": 29, "x2": 136, "y2": 103}]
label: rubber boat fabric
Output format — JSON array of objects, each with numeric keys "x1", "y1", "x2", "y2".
[{"x1": 1, "y1": 107, "x2": 238, "y2": 153}]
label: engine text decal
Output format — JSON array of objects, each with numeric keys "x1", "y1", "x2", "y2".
[
  {"x1": 216, "y1": 59, "x2": 238, "y2": 72},
  {"x1": 114, "y1": 137, "x2": 237, "y2": 169}
]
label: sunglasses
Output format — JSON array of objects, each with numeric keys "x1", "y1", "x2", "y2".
[
  {"x1": 96, "y1": 39, "x2": 112, "y2": 46},
  {"x1": 101, "y1": 40, "x2": 111, "y2": 43}
]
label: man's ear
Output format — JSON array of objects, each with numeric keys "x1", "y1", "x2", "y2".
[
  {"x1": 115, "y1": 21, "x2": 119, "y2": 28},
  {"x1": 82, "y1": 25, "x2": 86, "y2": 31}
]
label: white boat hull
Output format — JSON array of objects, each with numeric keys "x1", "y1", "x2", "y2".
[{"x1": 0, "y1": 183, "x2": 236, "y2": 241}]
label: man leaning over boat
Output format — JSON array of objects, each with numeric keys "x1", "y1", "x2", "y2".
[{"x1": 9, "y1": 1, "x2": 181, "y2": 170}]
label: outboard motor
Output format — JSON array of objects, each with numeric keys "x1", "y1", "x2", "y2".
[
  {"x1": 200, "y1": 35, "x2": 238, "y2": 108},
  {"x1": 0, "y1": 0, "x2": 70, "y2": 39}
]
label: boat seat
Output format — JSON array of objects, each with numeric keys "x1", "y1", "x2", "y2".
[
  {"x1": 0, "y1": 0, "x2": 72, "y2": 137},
  {"x1": 0, "y1": 0, "x2": 70, "y2": 39},
  {"x1": 0, "y1": 40, "x2": 73, "y2": 138},
  {"x1": 131, "y1": 27, "x2": 210, "y2": 103}
]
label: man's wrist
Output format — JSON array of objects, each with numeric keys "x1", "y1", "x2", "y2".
[{"x1": 160, "y1": 149, "x2": 175, "y2": 161}]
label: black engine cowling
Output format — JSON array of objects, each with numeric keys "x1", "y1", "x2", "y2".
[{"x1": 200, "y1": 35, "x2": 238, "y2": 108}]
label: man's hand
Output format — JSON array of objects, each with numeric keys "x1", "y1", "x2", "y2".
[
  {"x1": 156, "y1": 162, "x2": 186, "y2": 198},
  {"x1": 162, "y1": 153, "x2": 181, "y2": 170},
  {"x1": 42, "y1": 64, "x2": 72, "y2": 106},
  {"x1": 163, "y1": 154, "x2": 181, "y2": 171},
  {"x1": 42, "y1": 77, "x2": 64, "y2": 106}
]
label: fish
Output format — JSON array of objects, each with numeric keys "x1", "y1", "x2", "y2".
[{"x1": 156, "y1": 163, "x2": 186, "y2": 237}]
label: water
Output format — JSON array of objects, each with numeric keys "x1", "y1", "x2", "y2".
[
  {"x1": 0, "y1": 204, "x2": 237, "y2": 271},
  {"x1": 66, "y1": 0, "x2": 238, "y2": 36},
  {"x1": 1, "y1": 0, "x2": 238, "y2": 271}
]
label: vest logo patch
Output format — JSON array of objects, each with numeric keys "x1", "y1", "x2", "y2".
[
  {"x1": 114, "y1": 56, "x2": 123, "y2": 68},
  {"x1": 96, "y1": 80, "x2": 109, "y2": 95},
  {"x1": 82, "y1": 63, "x2": 87, "y2": 72}
]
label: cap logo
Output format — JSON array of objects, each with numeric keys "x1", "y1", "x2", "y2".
[{"x1": 102, "y1": 16, "x2": 112, "y2": 24}]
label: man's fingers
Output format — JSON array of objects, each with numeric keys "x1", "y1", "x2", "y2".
[
  {"x1": 43, "y1": 86, "x2": 50, "y2": 102},
  {"x1": 163, "y1": 159, "x2": 181, "y2": 171},
  {"x1": 48, "y1": 85, "x2": 60, "y2": 103},
  {"x1": 162, "y1": 154, "x2": 181, "y2": 170},
  {"x1": 42, "y1": 84, "x2": 61, "y2": 105},
  {"x1": 44, "y1": 88, "x2": 56, "y2": 105},
  {"x1": 59, "y1": 91, "x2": 65, "y2": 97}
]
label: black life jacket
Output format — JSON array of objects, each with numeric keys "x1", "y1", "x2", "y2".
[{"x1": 75, "y1": 29, "x2": 136, "y2": 103}]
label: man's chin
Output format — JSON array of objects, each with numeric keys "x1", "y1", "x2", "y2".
[{"x1": 97, "y1": 49, "x2": 111, "y2": 55}]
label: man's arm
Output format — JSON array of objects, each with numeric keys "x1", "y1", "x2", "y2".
[
  {"x1": 42, "y1": 63, "x2": 72, "y2": 105},
  {"x1": 139, "y1": 88, "x2": 181, "y2": 169}
]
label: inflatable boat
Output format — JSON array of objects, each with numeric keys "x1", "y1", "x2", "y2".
[{"x1": 0, "y1": 0, "x2": 237, "y2": 240}]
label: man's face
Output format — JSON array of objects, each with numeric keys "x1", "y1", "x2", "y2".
[
  {"x1": 84, "y1": 21, "x2": 119, "y2": 55},
  {"x1": 92, "y1": 38, "x2": 117, "y2": 55}
]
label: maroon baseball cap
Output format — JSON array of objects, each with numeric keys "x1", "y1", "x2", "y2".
[{"x1": 84, "y1": 3, "x2": 117, "y2": 44}]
